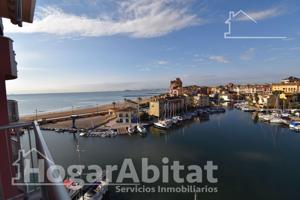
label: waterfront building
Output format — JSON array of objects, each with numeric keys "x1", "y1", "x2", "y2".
[
  {"x1": 148, "y1": 96, "x2": 186, "y2": 118},
  {"x1": 208, "y1": 86, "x2": 225, "y2": 94},
  {"x1": 169, "y1": 78, "x2": 183, "y2": 96},
  {"x1": 281, "y1": 76, "x2": 300, "y2": 84},
  {"x1": 219, "y1": 91, "x2": 238, "y2": 102},
  {"x1": 182, "y1": 85, "x2": 209, "y2": 96},
  {"x1": 272, "y1": 83, "x2": 300, "y2": 94},
  {"x1": 109, "y1": 107, "x2": 138, "y2": 124},
  {"x1": 257, "y1": 94, "x2": 277, "y2": 108},
  {"x1": 233, "y1": 84, "x2": 271, "y2": 95},
  {"x1": 193, "y1": 94, "x2": 210, "y2": 107},
  {"x1": 225, "y1": 83, "x2": 235, "y2": 92}
]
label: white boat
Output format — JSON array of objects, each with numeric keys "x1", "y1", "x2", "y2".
[
  {"x1": 258, "y1": 114, "x2": 273, "y2": 122},
  {"x1": 289, "y1": 121, "x2": 300, "y2": 130},
  {"x1": 281, "y1": 113, "x2": 290, "y2": 118},
  {"x1": 107, "y1": 130, "x2": 117, "y2": 137},
  {"x1": 128, "y1": 126, "x2": 136, "y2": 135},
  {"x1": 171, "y1": 117, "x2": 178, "y2": 124},
  {"x1": 154, "y1": 120, "x2": 171, "y2": 129},
  {"x1": 270, "y1": 117, "x2": 285, "y2": 124},
  {"x1": 79, "y1": 132, "x2": 86, "y2": 137},
  {"x1": 79, "y1": 181, "x2": 108, "y2": 200},
  {"x1": 242, "y1": 107, "x2": 256, "y2": 112},
  {"x1": 137, "y1": 124, "x2": 147, "y2": 134},
  {"x1": 172, "y1": 116, "x2": 183, "y2": 123},
  {"x1": 295, "y1": 125, "x2": 300, "y2": 132},
  {"x1": 176, "y1": 116, "x2": 184, "y2": 121},
  {"x1": 258, "y1": 108, "x2": 267, "y2": 113}
]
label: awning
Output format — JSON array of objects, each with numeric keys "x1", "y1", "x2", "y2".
[{"x1": 0, "y1": 0, "x2": 36, "y2": 26}]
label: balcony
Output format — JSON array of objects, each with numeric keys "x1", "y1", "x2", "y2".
[{"x1": 0, "y1": 121, "x2": 70, "y2": 200}]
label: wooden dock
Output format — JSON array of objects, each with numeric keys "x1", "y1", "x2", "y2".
[{"x1": 117, "y1": 127, "x2": 128, "y2": 135}]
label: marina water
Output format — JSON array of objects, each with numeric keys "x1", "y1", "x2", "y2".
[{"x1": 33, "y1": 109, "x2": 300, "y2": 200}]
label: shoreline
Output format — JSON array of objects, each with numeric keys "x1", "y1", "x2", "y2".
[{"x1": 21, "y1": 98, "x2": 151, "y2": 122}]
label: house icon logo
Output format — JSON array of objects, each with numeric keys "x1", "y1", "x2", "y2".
[
  {"x1": 224, "y1": 10, "x2": 287, "y2": 39},
  {"x1": 12, "y1": 148, "x2": 55, "y2": 185}
]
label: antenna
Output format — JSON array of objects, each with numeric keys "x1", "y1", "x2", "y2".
[{"x1": 0, "y1": 18, "x2": 3, "y2": 36}]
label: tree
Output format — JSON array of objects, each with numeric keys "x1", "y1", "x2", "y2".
[
  {"x1": 137, "y1": 97, "x2": 142, "y2": 104},
  {"x1": 112, "y1": 102, "x2": 116, "y2": 108},
  {"x1": 254, "y1": 93, "x2": 259, "y2": 104}
]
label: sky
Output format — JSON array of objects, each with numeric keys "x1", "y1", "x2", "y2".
[{"x1": 3, "y1": 0, "x2": 300, "y2": 94}]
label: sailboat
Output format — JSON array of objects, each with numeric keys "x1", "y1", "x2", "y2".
[
  {"x1": 136, "y1": 98, "x2": 147, "y2": 135},
  {"x1": 154, "y1": 102, "x2": 172, "y2": 129}
]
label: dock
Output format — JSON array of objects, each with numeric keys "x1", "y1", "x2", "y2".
[{"x1": 117, "y1": 127, "x2": 129, "y2": 135}]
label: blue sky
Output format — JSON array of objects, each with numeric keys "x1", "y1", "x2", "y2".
[{"x1": 3, "y1": 0, "x2": 300, "y2": 94}]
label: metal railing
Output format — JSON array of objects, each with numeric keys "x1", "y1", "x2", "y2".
[{"x1": 0, "y1": 121, "x2": 70, "y2": 200}]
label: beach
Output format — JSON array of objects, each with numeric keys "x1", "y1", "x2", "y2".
[{"x1": 21, "y1": 98, "x2": 151, "y2": 129}]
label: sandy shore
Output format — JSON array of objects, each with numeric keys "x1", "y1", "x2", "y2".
[
  {"x1": 42, "y1": 115, "x2": 116, "y2": 130},
  {"x1": 21, "y1": 98, "x2": 150, "y2": 122}
]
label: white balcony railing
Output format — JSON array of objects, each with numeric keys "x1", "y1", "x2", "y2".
[{"x1": 0, "y1": 121, "x2": 71, "y2": 200}]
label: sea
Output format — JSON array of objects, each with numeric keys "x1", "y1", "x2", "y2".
[{"x1": 7, "y1": 89, "x2": 166, "y2": 116}]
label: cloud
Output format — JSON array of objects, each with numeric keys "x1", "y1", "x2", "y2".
[
  {"x1": 240, "y1": 48, "x2": 256, "y2": 60},
  {"x1": 157, "y1": 60, "x2": 169, "y2": 65},
  {"x1": 237, "y1": 6, "x2": 286, "y2": 21},
  {"x1": 208, "y1": 55, "x2": 229, "y2": 63},
  {"x1": 3, "y1": 0, "x2": 202, "y2": 38}
]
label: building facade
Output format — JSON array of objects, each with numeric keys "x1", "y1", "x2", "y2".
[
  {"x1": 193, "y1": 94, "x2": 209, "y2": 107},
  {"x1": 233, "y1": 84, "x2": 271, "y2": 95},
  {"x1": 169, "y1": 78, "x2": 183, "y2": 96},
  {"x1": 149, "y1": 97, "x2": 186, "y2": 118},
  {"x1": 272, "y1": 83, "x2": 300, "y2": 94},
  {"x1": 109, "y1": 107, "x2": 138, "y2": 124}
]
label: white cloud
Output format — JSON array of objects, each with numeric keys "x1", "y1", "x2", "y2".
[
  {"x1": 237, "y1": 7, "x2": 285, "y2": 21},
  {"x1": 157, "y1": 60, "x2": 169, "y2": 65},
  {"x1": 209, "y1": 55, "x2": 229, "y2": 63},
  {"x1": 240, "y1": 48, "x2": 256, "y2": 60},
  {"x1": 3, "y1": 0, "x2": 202, "y2": 38}
]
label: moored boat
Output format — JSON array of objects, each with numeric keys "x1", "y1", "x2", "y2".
[
  {"x1": 270, "y1": 117, "x2": 286, "y2": 124},
  {"x1": 289, "y1": 121, "x2": 300, "y2": 130},
  {"x1": 79, "y1": 132, "x2": 86, "y2": 137},
  {"x1": 79, "y1": 180, "x2": 108, "y2": 200},
  {"x1": 128, "y1": 126, "x2": 136, "y2": 135},
  {"x1": 154, "y1": 120, "x2": 172, "y2": 129},
  {"x1": 137, "y1": 124, "x2": 147, "y2": 134}
]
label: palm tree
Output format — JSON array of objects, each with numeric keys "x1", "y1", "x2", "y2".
[
  {"x1": 112, "y1": 102, "x2": 116, "y2": 109},
  {"x1": 137, "y1": 97, "x2": 142, "y2": 123},
  {"x1": 137, "y1": 97, "x2": 142, "y2": 104}
]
